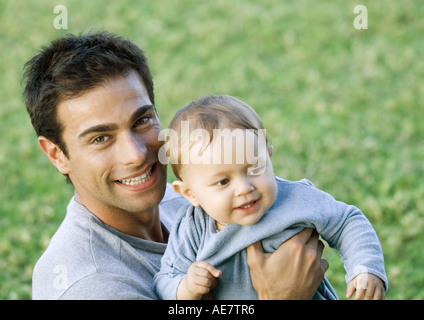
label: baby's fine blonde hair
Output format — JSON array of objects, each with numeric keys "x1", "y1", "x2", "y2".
[{"x1": 167, "y1": 94, "x2": 271, "y2": 179}]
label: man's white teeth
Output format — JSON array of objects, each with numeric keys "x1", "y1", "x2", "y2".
[{"x1": 118, "y1": 167, "x2": 152, "y2": 185}]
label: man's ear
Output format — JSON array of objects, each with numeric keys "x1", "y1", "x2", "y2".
[
  {"x1": 172, "y1": 180, "x2": 200, "y2": 207},
  {"x1": 38, "y1": 136, "x2": 71, "y2": 175}
]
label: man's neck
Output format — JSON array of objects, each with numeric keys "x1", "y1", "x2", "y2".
[
  {"x1": 102, "y1": 206, "x2": 166, "y2": 242},
  {"x1": 74, "y1": 193, "x2": 167, "y2": 243}
]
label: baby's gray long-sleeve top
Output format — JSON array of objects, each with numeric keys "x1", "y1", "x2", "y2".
[{"x1": 154, "y1": 177, "x2": 388, "y2": 300}]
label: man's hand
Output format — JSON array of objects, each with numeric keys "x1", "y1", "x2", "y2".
[{"x1": 246, "y1": 228, "x2": 328, "y2": 300}]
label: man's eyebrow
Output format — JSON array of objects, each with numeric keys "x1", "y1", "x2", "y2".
[
  {"x1": 78, "y1": 123, "x2": 118, "y2": 139},
  {"x1": 78, "y1": 105, "x2": 155, "y2": 140}
]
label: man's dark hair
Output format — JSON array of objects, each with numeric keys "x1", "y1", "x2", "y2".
[{"x1": 22, "y1": 31, "x2": 155, "y2": 162}]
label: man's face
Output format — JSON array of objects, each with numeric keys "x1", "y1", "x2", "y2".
[{"x1": 56, "y1": 71, "x2": 167, "y2": 216}]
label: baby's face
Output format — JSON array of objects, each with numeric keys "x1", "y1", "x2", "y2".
[{"x1": 176, "y1": 129, "x2": 277, "y2": 230}]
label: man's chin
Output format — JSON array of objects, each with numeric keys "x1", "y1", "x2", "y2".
[{"x1": 116, "y1": 164, "x2": 167, "y2": 212}]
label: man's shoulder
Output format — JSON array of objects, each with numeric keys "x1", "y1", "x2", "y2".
[
  {"x1": 53, "y1": 272, "x2": 155, "y2": 300},
  {"x1": 32, "y1": 199, "x2": 100, "y2": 299},
  {"x1": 32, "y1": 198, "x2": 143, "y2": 299},
  {"x1": 32, "y1": 187, "x2": 188, "y2": 300}
]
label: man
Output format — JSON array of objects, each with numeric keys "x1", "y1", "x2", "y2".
[{"x1": 23, "y1": 31, "x2": 328, "y2": 299}]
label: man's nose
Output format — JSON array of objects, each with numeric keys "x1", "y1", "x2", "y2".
[
  {"x1": 234, "y1": 178, "x2": 255, "y2": 197},
  {"x1": 119, "y1": 132, "x2": 147, "y2": 166}
]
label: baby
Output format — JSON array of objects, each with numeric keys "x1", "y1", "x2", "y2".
[{"x1": 154, "y1": 94, "x2": 387, "y2": 300}]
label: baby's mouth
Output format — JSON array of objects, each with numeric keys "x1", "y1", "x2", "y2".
[{"x1": 235, "y1": 199, "x2": 258, "y2": 210}]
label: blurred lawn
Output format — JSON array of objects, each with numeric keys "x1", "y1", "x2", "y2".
[{"x1": 1, "y1": 0, "x2": 423, "y2": 299}]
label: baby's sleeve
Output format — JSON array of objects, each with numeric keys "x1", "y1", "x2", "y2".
[
  {"x1": 309, "y1": 186, "x2": 389, "y2": 292},
  {"x1": 153, "y1": 204, "x2": 204, "y2": 300}
]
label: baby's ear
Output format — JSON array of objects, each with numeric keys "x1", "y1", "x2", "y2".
[
  {"x1": 268, "y1": 145, "x2": 274, "y2": 158},
  {"x1": 172, "y1": 180, "x2": 200, "y2": 207}
]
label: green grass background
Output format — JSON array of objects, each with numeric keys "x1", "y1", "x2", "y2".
[{"x1": 1, "y1": 0, "x2": 423, "y2": 299}]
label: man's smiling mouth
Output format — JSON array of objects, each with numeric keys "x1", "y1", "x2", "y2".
[{"x1": 117, "y1": 166, "x2": 153, "y2": 186}]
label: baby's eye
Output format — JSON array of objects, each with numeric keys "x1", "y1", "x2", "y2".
[
  {"x1": 248, "y1": 165, "x2": 265, "y2": 176},
  {"x1": 217, "y1": 178, "x2": 230, "y2": 186}
]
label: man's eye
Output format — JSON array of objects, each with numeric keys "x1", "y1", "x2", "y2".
[
  {"x1": 92, "y1": 135, "x2": 109, "y2": 144},
  {"x1": 135, "y1": 116, "x2": 151, "y2": 127},
  {"x1": 217, "y1": 178, "x2": 229, "y2": 186}
]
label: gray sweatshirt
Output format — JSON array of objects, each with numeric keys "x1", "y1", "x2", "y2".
[
  {"x1": 32, "y1": 183, "x2": 187, "y2": 299},
  {"x1": 154, "y1": 177, "x2": 388, "y2": 300}
]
